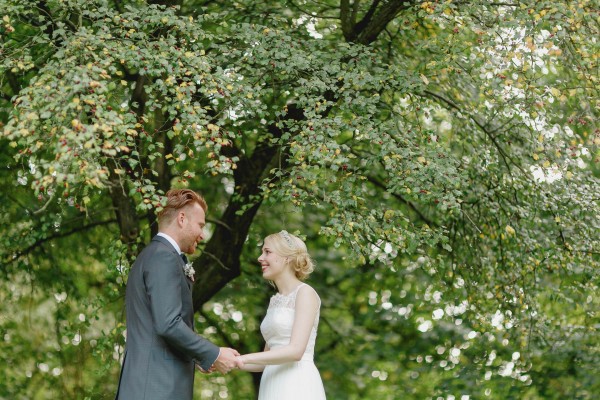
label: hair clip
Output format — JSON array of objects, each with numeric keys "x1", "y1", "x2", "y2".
[{"x1": 280, "y1": 230, "x2": 296, "y2": 249}]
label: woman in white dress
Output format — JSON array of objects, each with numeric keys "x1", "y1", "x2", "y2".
[{"x1": 236, "y1": 230, "x2": 326, "y2": 400}]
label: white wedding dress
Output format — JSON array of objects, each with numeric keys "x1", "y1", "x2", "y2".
[{"x1": 258, "y1": 283, "x2": 326, "y2": 400}]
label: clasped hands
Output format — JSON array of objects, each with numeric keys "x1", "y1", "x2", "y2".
[{"x1": 197, "y1": 347, "x2": 244, "y2": 374}]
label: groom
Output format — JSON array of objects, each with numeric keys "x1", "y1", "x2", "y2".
[{"x1": 116, "y1": 189, "x2": 240, "y2": 400}]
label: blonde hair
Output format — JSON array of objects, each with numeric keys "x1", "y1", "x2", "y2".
[{"x1": 264, "y1": 231, "x2": 315, "y2": 280}]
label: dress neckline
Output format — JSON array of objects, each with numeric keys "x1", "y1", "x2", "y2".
[{"x1": 275, "y1": 283, "x2": 305, "y2": 297}]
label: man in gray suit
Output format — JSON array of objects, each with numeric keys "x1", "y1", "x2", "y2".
[{"x1": 116, "y1": 189, "x2": 241, "y2": 399}]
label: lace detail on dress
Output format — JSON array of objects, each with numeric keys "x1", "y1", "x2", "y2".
[{"x1": 268, "y1": 283, "x2": 306, "y2": 309}]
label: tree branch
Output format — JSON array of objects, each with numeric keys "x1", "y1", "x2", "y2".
[
  {"x1": 366, "y1": 174, "x2": 437, "y2": 227},
  {"x1": 342, "y1": 0, "x2": 416, "y2": 45},
  {"x1": 423, "y1": 89, "x2": 527, "y2": 176},
  {"x1": 8, "y1": 218, "x2": 116, "y2": 262}
]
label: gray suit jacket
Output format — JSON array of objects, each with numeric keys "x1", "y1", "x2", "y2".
[{"x1": 116, "y1": 236, "x2": 220, "y2": 400}]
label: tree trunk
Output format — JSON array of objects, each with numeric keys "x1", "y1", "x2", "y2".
[
  {"x1": 192, "y1": 138, "x2": 279, "y2": 308},
  {"x1": 107, "y1": 160, "x2": 140, "y2": 259}
]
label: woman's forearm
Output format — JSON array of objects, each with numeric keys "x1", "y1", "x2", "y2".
[
  {"x1": 238, "y1": 362, "x2": 265, "y2": 372},
  {"x1": 240, "y1": 344, "x2": 305, "y2": 366}
]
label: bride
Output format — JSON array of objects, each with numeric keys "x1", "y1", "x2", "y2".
[{"x1": 236, "y1": 230, "x2": 326, "y2": 399}]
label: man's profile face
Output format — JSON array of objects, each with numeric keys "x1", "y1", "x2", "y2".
[{"x1": 179, "y1": 202, "x2": 206, "y2": 254}]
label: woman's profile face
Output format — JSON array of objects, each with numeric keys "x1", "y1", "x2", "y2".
[{"x1": 258, "y1": 239, "x2": 287, "y2": 280}]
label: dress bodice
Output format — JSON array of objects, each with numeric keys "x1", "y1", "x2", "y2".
[{"x1": 260, "y1": 283, "x2": 320, "y2": 360}]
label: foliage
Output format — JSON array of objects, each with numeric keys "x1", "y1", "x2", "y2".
[{"x1": 1, "y1": 0, "x2": 598, "y2": 399}]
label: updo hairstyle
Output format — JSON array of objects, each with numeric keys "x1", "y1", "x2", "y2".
[{"x1": 264, "y1": 231, "x2": 315, "y2": 280}]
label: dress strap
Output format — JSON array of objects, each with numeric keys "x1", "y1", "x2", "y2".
[{"x1": 291, "y1": 283, "x2": 306, "y2": 297}]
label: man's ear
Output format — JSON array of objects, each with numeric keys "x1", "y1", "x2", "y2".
[{"x1": 177, "y1": 211, "x2": 186, "y2": 226}]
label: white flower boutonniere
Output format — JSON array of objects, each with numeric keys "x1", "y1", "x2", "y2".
[{"x1": 184, "y1": 263, "x2": 195, "y2": 282}]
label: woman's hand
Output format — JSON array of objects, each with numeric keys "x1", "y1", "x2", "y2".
[{"x1": 235, "y1": 355, "x2": 245, "y2": 369}]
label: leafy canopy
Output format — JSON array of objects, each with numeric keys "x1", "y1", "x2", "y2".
[{"x1": 1, "y1": 0, "x2": 598, "y2": 399}]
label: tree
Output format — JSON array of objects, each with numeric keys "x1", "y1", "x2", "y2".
[{"x1": 1, "y1": 0, "x2": 598, "y2": 398}]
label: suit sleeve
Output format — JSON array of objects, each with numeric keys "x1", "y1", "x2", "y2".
[{"x1": 144, "y1": 250, "x2": 220, "y2": 370}]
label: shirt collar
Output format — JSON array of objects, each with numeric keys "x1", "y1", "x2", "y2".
[{"x1": 157, "y1": 232, "x2": 182, "y2": 255}]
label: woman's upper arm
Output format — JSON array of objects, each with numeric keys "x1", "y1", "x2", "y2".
[{"x1": 289, "y1": 286, "x2": 320, "y2": 350}]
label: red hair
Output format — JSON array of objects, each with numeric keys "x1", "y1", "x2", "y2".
[{"x1": 157, "y1": 189, "x2": 207, "y2": 224}]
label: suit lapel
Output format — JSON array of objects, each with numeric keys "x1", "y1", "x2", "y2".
[{"x1": 152, "y1": 235, "x2": 193, "y2": 290}]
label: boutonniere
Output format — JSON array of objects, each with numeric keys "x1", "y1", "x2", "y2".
[{"x1": 184, "y1": 262, "x2": 195, "y2": 282}]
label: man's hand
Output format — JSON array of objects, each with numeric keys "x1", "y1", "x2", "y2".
[
  {"x1": 212, "y1": 347, "x2": 242, "y2": 374},
  {"x1": 195, "y1": 364, "x2": 211, "y2": 374}
]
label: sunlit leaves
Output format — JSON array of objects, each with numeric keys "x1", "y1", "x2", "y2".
[
  {"x1": 1, "y1": 0, "x2": 599, "y2": 398},
  {"x1": 2, "y1": 4, "x2": 242, "y2": 209}
]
